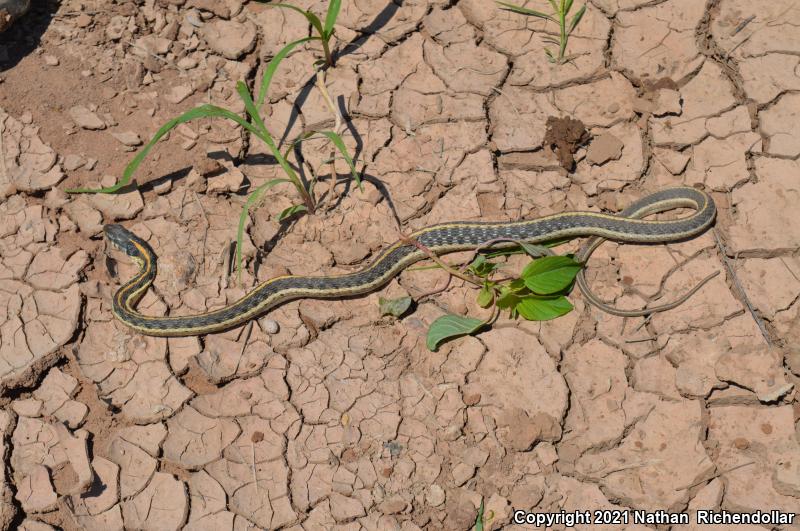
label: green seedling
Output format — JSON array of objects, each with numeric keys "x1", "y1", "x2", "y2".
[
  {"x1": 421, "y1": 242, "x2": 582, "y2": 351},
  {"x1": 67, "y1": 37, "x2": 361, "y2": 284},
  {"x1": 473, "y1": 498, "x2": 496, "y2": 531},
  {"x1": 258, "y1": 0, "x2": 341, "y2": 67},
  {"x1": 497, "y1": 0, "x2": 587, "y2": 64}
]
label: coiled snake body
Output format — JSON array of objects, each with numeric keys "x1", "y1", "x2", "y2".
[{"x1": 104, "y1": 186, "x2": 716, "y2": 336}]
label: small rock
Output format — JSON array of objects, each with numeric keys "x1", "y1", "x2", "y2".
[
  {"x1": 12, "y1": 398, "x2": 43, "y2": 417},
  {"x1": 123, "y1": 60, "x2": 144, "y2": 91},
  {"x1": 181, "y1": 139, "x2": 196, "y2": 150},
  {"x1": 165, "y1": 84, "x2": 194, "y2": 104},
  {"x1": 587, "y1": 133, "x2": 624, "y2": 165},
  {"x1": 63, "y1": 154, "x2": 85, "y2": 171},
  {"x1": 16, "y1": 466, "x2": 58, "y2": 513},
  {"x1": 20, "y1": 111, "x2": 32, "y2": 124},
  {"x1": 206, "y1": 167, "x2": 245, "y2": 195},
  {"x1": 177, "y1": 56, "x2": 198, "y2": 70},
  {"x1": 451, "y1": 463, "x2": 476, "y2": 486},
  {"x1": 379, "y1": 496, "x2": 407, "y2": 515},
  {"x1": 85, "y1": 158, "x2": 97, "y2": 170},
  {"x1": 260, "y1": 319, "x2": 279, "y2": 334},
  {"x1": 536, "y1": 442, "x2": 559, "y2": 466},
  {"x1": 427, "y1": 485, "x2": 446, "y2": 507},
  {"x1": 177, "y1": 123, "x2": 199, "y2": 140},
  {"x1": 329, "y1": 493, "x2": 366, "y2": 522},
  {"x1": 69, "y1": 106, "x2": 106, "y2": 130},
  {"x1": 75, "y1": 13, "x2": 92, "y2": 28},
  {"x1": 652, "y1": 88, "x2": 682, "y2": 116},
  {"x1": 110, "y1": 131, "x2": 143, "y2": 147},
  {"x1": 188, "y1": 0, "x2": 232, "y2": 18},
  {"x1": 43, "y1": 55, "x2": 59, "y2": 66},
  {"x1": 201, "y1": 20, "x2": 256, "y2": 60}
]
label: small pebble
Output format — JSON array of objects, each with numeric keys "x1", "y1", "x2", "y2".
[
  {"x1": 85, "y1": 158, "x2": 97, "y2": 170},
  {"x1": 63, "y1": 154, "x2": 84, "y2": 171},
  {"x1": 20, "y1": 111, "x2": 32, "y2": 124},
  {"x1": 260, "y1": 319, "x2": 280, "y2": 335},
  {"x1": 110, "y1": 131, "x2": 143, "y2": 147},
  {"x1": 75, "y1": 13, "x2": 92, "y2": 28},
  {"x1": 44, "y1": 55, "x2": 59, "y2": 66},
  {"x1": 181, "y1": 139, "x2": 196, "y2": 150}
]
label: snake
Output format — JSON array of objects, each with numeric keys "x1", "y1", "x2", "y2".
[{"x1": 103, "y1": 186, "x2": 716, "y2": 337}]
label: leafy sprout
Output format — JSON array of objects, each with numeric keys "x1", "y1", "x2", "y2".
[
  {"x1": 418, "y1": 243, "x2": 582, "y2": 351},
  {"x1": 497, "y1": 0, "x2": 587, "y2": 64},
  {"x1": 67, "y1": 36, "x2": 361, "y2": 284}
]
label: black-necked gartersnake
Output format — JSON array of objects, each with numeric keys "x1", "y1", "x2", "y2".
[{"x1": 103, "y1": 186, "x2": 716, "y2": 336}]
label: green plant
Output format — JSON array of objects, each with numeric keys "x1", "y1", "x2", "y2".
[
  {"x1": 67, "y1": 37, "x2": 360, "y2": 283},
  {"x1": 497, "y1": 0, "x2": 587, "y2": 64},
  {"x1": 473, "y1": 498, "x2": 495, "y2": 531},
  {"x1": 417, "y1": 242, "x2": 582, "y2": 351},
  {"x1": 258, "y1": 0, "x2": 341, "y2": 67}
]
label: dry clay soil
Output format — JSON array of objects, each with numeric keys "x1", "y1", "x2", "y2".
[{"x1": 1, "y1": 0, "x2": 800, "y2": 529}]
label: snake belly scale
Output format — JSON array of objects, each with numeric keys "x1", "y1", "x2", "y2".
[{"x1": 103, "y1": 186, "x2": 716, "y2": 337}]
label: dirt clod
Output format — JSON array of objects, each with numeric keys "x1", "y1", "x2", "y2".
[{"x1": 543, "y1": 116, "x2": 589, "y2": 171}]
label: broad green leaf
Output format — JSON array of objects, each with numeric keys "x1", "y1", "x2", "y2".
[
  {"x1": 521, "y1": 255, "x2": 581, "y2": 294},
  {"x1": 378, "y1": 296, "x2": 412, "y2": 317},
  {"x1": 67, "y1": 104, "x2": 262, "y2": 194},
  {"x1": 507, "y1": 278, "x2": 527, "y2": 292},
  {"x1": 495, "y1": 1, "x2": 555, "y2": 21},
  {"x1": 317, "y1": 130, "x2": 362, "y2": 191},
  {"x1": 236, "y1": 178, "x2": 290, "y2": 282},
  {"x1": 468, "y1": 255, "x2": 499, "y2": 277},
  {"x1": 516, "y1": 295, "x2": 573, "y2": 321},
  {"x1": 426, "y1": 314, "x2": 485, "y2": 351},
  {"x1": 568, "y1": 4, "x2": 586, "y2": 34},
  {"x1": 324, "y1": 0, "x2": 341, "y2": 37},
  {"x1": 495, "y1": 286, "x2": 522, "y2": 310},
  {"x1": 257, "y1": 36, "x2": 317, "y2": 107},
  {"x1": 278, "y1": 204, "x2": 309, "y2": 221},
  {"x1": 476, "y1": 286, "x2": 494, "y2": 308}
]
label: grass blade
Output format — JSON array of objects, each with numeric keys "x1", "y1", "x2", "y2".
[
  {"x1": 568, "y1": 4, "x2": 586, "y2": 34},
  {"x1": 236, "y1": 177, "x2": 289, "y2": 282},
  {"x1": 265, "y1": 3, "x2": 324, "y2": 36},
  {"x1": 317, "y1": 130, "x2": 362, "y2": 191},
  {"x1": 495, "y1": 1, "x2": 555, "y2": 21},
  {"x1": 236, "y1": 80, "x2": 269, "y2": 137},
  {"x1": 240, "y1": 79, "x2": 308, "y2": 205},
  {"x1": 324, "y1": 0, "x2": 341, "y2": 38},
  {"x1": 257, "y1": 36, "x2": 317, "y2": 107},
  {"x1": 277, "y1": 204, "x2": 308, "y2": 221},
  {"x1": 564, "y1": 0, "x2": 574, "y2": 14},
  {"x1": 67, "y1": 105, "x2": 263, "y2": 194}
]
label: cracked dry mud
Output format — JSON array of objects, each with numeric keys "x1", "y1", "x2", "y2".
[{"x1": 0, "y1": 0, "x2": 799, "y2": 529}]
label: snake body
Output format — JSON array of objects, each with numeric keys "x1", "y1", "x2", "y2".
[{"x1": 104, "y1": 186, "x2": 716, "y2": 337}]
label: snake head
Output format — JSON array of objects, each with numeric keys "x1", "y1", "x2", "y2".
[{"x1": 103, "y1": 224, "x2": 153, "y2": 261}]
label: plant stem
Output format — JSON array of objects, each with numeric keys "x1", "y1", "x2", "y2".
[
  {"x1": 559, "y1": 1, "x2": 567, "y2": 61},
  {"x1": 322, "y1": 38, "x2": 334, "y2": 67}
]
